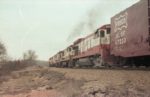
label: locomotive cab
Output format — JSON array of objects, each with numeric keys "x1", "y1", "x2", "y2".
[
  {"x1": 99, "y1": 27, "x2": 111, "y2": 46},
  {"x1": 97, "y1": 25, "x2": 112, "y2": 67}
]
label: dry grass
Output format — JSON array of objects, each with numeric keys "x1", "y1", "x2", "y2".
[{"x1": 0, "y1": 66, "x2": 150, "y2": 97}]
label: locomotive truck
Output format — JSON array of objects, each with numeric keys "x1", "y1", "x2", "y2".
[{"x1": 49, "y1": 0, "x2": 150, "y2": 68}]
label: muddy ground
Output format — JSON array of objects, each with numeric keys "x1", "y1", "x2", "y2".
[{"x1": 0, "y1": 64, "x2": 150, "y2": 97}]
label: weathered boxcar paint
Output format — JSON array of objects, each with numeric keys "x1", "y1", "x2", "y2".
[{"x1": 111, "y1": 0, "x2": 150, "y2": 57}]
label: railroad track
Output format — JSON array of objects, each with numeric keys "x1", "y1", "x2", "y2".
[{"x1": 50, "y1": 66, "x2": 150, "y2": 71}]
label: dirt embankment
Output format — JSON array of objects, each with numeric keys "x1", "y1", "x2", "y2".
[
  {"x1": 0, "y1": 66, "x2": 84, "y2": 97},
  {"x1": 50, "y1": 68, "x2": 150, "y2": 97},
  {"x1": 0, "y1": 65, "x2": 150, "y2": 97}
]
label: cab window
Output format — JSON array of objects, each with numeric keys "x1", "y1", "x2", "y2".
[
  {"x1": 68, "y1": 48, "x2": 72, "y2": 51},
  {"x1": 100, "y1": 30, "x2": 105, "y2": 37},
  {"x1": 94, "y1": 30, "x2": 99, "y2": 38},
  {"x1": 107, "y1": 28, "x2": 110, "y2": 34}
]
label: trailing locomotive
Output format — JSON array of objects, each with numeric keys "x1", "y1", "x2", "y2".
[{"x1": 49, "y1": 0, "x2": 150, "y2": 68}]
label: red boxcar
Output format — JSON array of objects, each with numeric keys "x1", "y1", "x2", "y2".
[{"x1": 111, "y1": 0, "x2": 150, "y2": 57}]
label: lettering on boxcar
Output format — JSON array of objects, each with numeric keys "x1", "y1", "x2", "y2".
[
  {"x1": 114, "y1": 12, "x2": 128, "y2": 50},
  {"x1": 114, "y1": 12, "x2": 128, "y2": 32}
]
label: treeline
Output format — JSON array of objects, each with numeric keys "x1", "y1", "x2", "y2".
[{"x1": 0, "y1": 40, "x2": 38, "y2": 67}]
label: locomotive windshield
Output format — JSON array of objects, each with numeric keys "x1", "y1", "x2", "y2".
[
  {"x1": 107, "y1": 28, "x2": 111, "y2": 34},
  {"x1": 94, "y1": 30, "x2": 100, "y2": 38},
  {"x1": 100, "y1": 30, "x2": 105, "y2": 37}
]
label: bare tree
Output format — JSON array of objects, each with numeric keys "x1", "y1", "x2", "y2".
[
  {"x1": 0, "y1": 41, "x2": 7, "y2": 62},
  {"x1": 23, "y1": 50, "x2": 37, "y2": 61}
]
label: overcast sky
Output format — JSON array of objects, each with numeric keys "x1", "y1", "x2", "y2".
[{"x1": 0, "y1": 0, "x2": 139, "y2": 60}]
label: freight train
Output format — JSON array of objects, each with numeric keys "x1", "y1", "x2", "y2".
[{"x1": 49, "y1": 0, "x2": 150, "y2": 68}]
